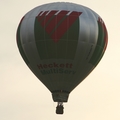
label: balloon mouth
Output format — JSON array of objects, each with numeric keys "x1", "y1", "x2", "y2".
[{"x1": 52, "y1": 90, "x2": 70, "y2": 102}]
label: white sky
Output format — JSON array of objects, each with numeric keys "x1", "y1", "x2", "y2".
[{"x1": 1, "y1": 0, "x2": 120, "y2": 119}]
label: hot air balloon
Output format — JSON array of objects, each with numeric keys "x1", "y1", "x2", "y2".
[{"x1": 16, "y1": 2, "x2": 108, "y2": 114}]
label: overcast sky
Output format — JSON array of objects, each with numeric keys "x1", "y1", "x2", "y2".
[{"x1": 1, "y1": 0, "x2": 120, "y2": 120}]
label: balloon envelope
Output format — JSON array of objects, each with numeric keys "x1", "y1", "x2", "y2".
[{"x1": 17, "y1": 2, "x2": 108, "y2": 102}]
